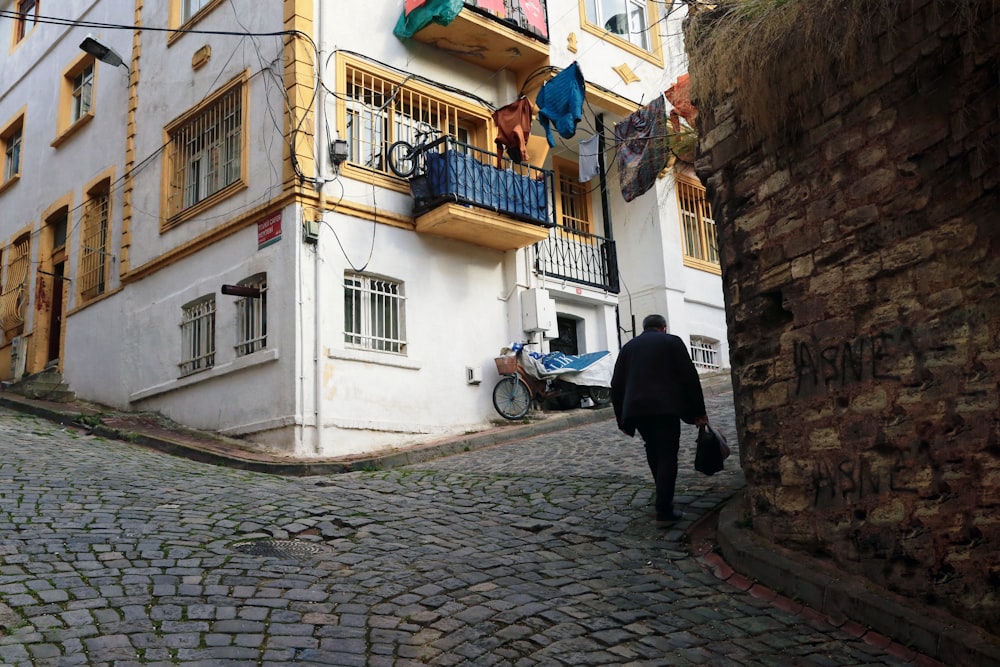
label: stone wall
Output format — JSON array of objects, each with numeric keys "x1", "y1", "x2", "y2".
[{"x1": 691, "y1": 3, "x2": 1000, "y2": 631}]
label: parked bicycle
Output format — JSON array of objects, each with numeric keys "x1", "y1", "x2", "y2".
[
  {"x1": 492, "y1": 345, "x2": 612, "y2": 420},
  {"x1": 386, "y1": 122, "x2": 441, "y2": 178}
]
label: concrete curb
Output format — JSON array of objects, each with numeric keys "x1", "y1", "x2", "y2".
[
  {"x1": 716, "y1": 491, "x2": 1000, "y2": 667},
  {"x1": 0, "y1": 392, "x2": 615, "y2": 476}
]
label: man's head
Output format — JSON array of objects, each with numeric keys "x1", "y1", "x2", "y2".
[{"x1": 642, "y1": 314, "x2": 667, "y2": 332}]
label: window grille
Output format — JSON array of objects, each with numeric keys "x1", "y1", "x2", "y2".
[
  {"x1": 235, "y1": 273, "x2": 267, "y2": 357},
  {"x1": 71, "y1": 64, "x2": 94, "y2": 124},
  {"x1": 344, "y1": 273, "x2": 406, "y2": 354},
  {"x1": 677, "y1": 177, "x2": 719, "y2": 267},
  {"x1": 343, "y1": 64, "x2": 481, "y2": 175},
  {"x1": 3, "y1": 125, "x2": 21, "y2": 182},
  {"x1": 78, "y1": 189, "x2": 110, "y2": 300},
  {"x1": 690, "y1": 336, "x2": 720, "y2": 370},
  {"x1": 0, "y1": 236, "x2": 30, "y2": 332},
  {"x1": 166, "y1": 83, "x2": 242, "y2": 216},
  {"x1": 555, "y1": 161, "x2": 592, "y2": 235},
  {"x1": 180, "y1": 295, "x2": 215, "y2": 375}
]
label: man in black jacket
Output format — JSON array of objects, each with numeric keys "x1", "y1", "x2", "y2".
[{"x1": 611, "y1": 314, "x2": 708, "y2": 525}]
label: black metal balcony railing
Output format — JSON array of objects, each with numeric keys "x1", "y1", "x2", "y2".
[
  {"x1": 465, "y1": 0, "x2": 549, "y2": 42},
  {"x1": 410, "y1": 136, "x2": 555, "y2": 228},
  {"x1": 535, "y1": 226, "x2": 620, "y2": 293}
]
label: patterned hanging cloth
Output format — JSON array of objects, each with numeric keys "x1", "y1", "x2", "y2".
[{"x1": 615, "y1": 94, "x2": 670, "y2": 202}]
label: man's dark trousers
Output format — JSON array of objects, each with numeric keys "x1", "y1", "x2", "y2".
[{"x1": 633, "y1": 415, "x2": 681, "y2": 518}]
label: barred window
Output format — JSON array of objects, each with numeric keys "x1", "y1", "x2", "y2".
[
  {"x1": 690, "y1": 336, "x2": 720, "y2": 370},
  {"x1": 165, "y1": 79, "x2": 244, "y2": 219},
  {"x1": 342, "y1": 61, "x2": 485, "y2": 175},
  {"x1": 179, "y1": 295, "x2": 215, "y2": 375},
  {"x1": 554, "y1": 158, "x2": 592, "y2": 234},
  {"x1": 344, "y1": 273, "x2": 406, "y2": 354},
  {"x1": 0, "y1": 236, "x2": 30, "y2": 334},
  {"x1": 78, "y1": 185, "x2": 110, "y2": 300},
  {"x1": 677, "y1": 176, "x2": 720, "y2": 273},
  {"x1": 235, "y1": 273, "x2": 267, "y2": 357}
]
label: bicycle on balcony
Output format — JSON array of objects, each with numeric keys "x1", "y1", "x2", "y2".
[
  {"x1": 386, "y1": 122, "x2": 441, "y2": 178},
  {"x1": 491, "y1": 344, "x2": 612, "y2": 420}
]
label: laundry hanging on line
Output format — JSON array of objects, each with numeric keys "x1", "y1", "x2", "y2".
[
  {"x1": 536, "y1": 62, "x2": 586, "y2": 147},
  {"x1": 492, "y1": 97, "x2": 533, "y2": 167},
  {"x1": 578, "y1": 133, "x2": 600, "y2": 182},
  {"x1": 615, "y1": 93, "x2": 670, "y2": 202}
]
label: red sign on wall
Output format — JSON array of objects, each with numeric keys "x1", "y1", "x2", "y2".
[{"x1": 257, "y1": 211, "x2": 282, "y2": 249}]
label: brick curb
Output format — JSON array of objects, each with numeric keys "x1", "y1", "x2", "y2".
[{"x1": 713, "y1": 491, "x2": 1000, "y2": 667}]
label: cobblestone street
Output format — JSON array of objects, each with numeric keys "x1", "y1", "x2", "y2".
[{"x1": 0, "y1": 390, "x2": 917, "y2": 666}]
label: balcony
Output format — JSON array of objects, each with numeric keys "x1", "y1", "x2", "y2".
[
  {"x1": 407, "y1": 0, "x2": 549, "y2": 76},
  {"x1": 409, "y1": 136, "x2": 555, "y2": 251},
  {"x1": 534, "y1": 225, "x2": 620, "y2": 293}
]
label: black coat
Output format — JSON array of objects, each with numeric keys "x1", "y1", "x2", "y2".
[{"x1": 611, "y1": 330, "x2": 707, "y2": 436}]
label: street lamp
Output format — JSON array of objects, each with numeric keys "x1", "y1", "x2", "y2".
[{"x1": 79, "y1": 35, "x2": 128, "y2": 71}]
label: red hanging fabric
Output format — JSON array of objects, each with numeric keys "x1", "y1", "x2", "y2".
[
  {"x1": 520, "y1": 0, "x2": 548, "y2": 38},
  {"x1": 477, "y1": 0, "x2": 505, "y2": 12},
  {"x1": 405, "y1": 0, "x2": 427, "y2": 16}
]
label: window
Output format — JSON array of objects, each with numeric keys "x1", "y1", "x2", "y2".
[
  {"x1": 78, "y1": 182, "x2": 111, "y2": 301},
  {"x1": 676, "y1": 176, "x2": 720, "y2": 274},
  {"x1": 71, "y1": 64, "x2": 94, "y2": 123},
  {"x1": 13, "y1": 0, "x2": 39, "y2": 44},
  {"x1": 340, "y1": 60, "x2": 487, "y2": 177},
  {"x1": 581, "y1": 0, "x2": 661, "y2": 60},
  {"x1": 0, "y1": 235, "x2": 30, "y2": 334},
  {"x1": 690, "y1": 336, "x2": 720, "y2": 370},
  {"x1": 182, "y1": 0, "x2": 213, "y2": 22},
  {"x1": 344, "y1": 273, "x2": 406, "y2": 354},
  {"x1": 553, "y1": 157, "x2": 592, "y2": 234},
  {"x1": 1, "y1": 113, "x2": 24, "y2": 188},
  {"x1": 235, "y1": 273, "x2": 267, "y2": 357},
  {"x1": 53, "y1": 55, "x2": 96, "y2": 147},
  {"x1": 164, "y1": 76, "x2": 246, "y2": 222},
  {"x1": 179, "y1": 295, "x2": 215, "y2": 375}
]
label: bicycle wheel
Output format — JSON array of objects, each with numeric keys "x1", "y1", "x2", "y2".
[
  {"x1": 588, "y1": 386, "x2": 612, "y2": 406},
  {"x1": 492, "y1": 376, "x2": 531, "y2": 420},
  {"x1": 387, "y1": 141, "x2": 417, "y2": 178}
]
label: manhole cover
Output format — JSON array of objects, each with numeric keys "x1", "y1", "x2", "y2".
[{"x1": 230, "y1": 538, "x2": 335, "y2": 560}]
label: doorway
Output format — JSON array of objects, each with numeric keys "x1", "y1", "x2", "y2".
[{"x1": 548, "y1": 315, "x2": 580, "y2": 356}]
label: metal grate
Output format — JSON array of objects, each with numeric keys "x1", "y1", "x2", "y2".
[
  {"x1": 234, "y1": 273, "x2": 267, "y2": 356},
  {"x1": 179, "y1": 294, "x2": 216, "y2": 375},
  {"x1": 677, "y1": 178, "x2": 719, "y2": 265},
  {"x1": 690, "y1": 336, "x2": 720, "y2": 370},
  {"x1": 230, "y1": 539, "x2": 335, "y2": 560},
  {"x1": 78, "y1": 188, "x2": 110, "y2": 300},
  {"x1": 344, "y1": 272, "x2": 406, "y2": 354}
]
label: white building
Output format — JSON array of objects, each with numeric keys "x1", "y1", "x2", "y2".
[{"x1": 0, "y1": 0, "x2": 727, "y2": 458}]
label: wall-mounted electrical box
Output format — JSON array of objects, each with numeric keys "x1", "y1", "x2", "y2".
[
  {"x1": 303, "y1": 217, "x2": 320, "y2": 244},
  {"x1": 521, "y1": 288, "x2": 556, "y2": 333},
  {"x1": 466, "y1": 366, "x2": 483, "y2": 385}
]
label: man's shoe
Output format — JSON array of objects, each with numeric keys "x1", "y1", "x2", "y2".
[{"x1": 654, "y1": 510, "x2": 685, "y2": 526}]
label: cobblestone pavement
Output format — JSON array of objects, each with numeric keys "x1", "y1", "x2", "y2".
[{"x1": 0, "y1": 390, "x2": 916, "y2": 666}]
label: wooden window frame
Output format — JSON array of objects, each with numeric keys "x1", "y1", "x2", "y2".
[
  {"x1": 553, "y1": 156, "x2": 594, "y2": 236},
  {"x1": 161, "y1": 72, "x2": 249, "y2": 231},
  {"x1": 12, "y1": 0, "x2": 39, "y2": 46},
  {"x1": 676, "y1": 174, "x2": 720, "y2": 275}
]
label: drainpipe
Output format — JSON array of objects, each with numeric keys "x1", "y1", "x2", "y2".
[
  {"x1": 312, "y1": 1, "x2": 325, "y2": 455},
  {"x1": 596, "y1": 114, "x2": 614, "y2": 243}
]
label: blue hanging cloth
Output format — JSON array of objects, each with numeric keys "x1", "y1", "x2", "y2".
[{"x1": 536, "y1": 62, "x2": 586, "y2": 148}]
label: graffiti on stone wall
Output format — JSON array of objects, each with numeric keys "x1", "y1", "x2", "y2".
[
  {"x1": 793, "y1": 328, "x2": 913, "y2": 396},
  {"x1": 812, "y1": 454, "x2": 921, "y2": 509}
]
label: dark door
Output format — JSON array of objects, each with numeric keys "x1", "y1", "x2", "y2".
[
  {"x1": 47, "y1": 262, "x2": 64, "y2": 364},
  {"x1": 548, "y1": 316, "x2": 579, "y2": 355}
]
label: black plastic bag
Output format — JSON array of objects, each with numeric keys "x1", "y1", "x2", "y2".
[{"x1": 695, "y1": 423, "x2": 730, "y2": 476}]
